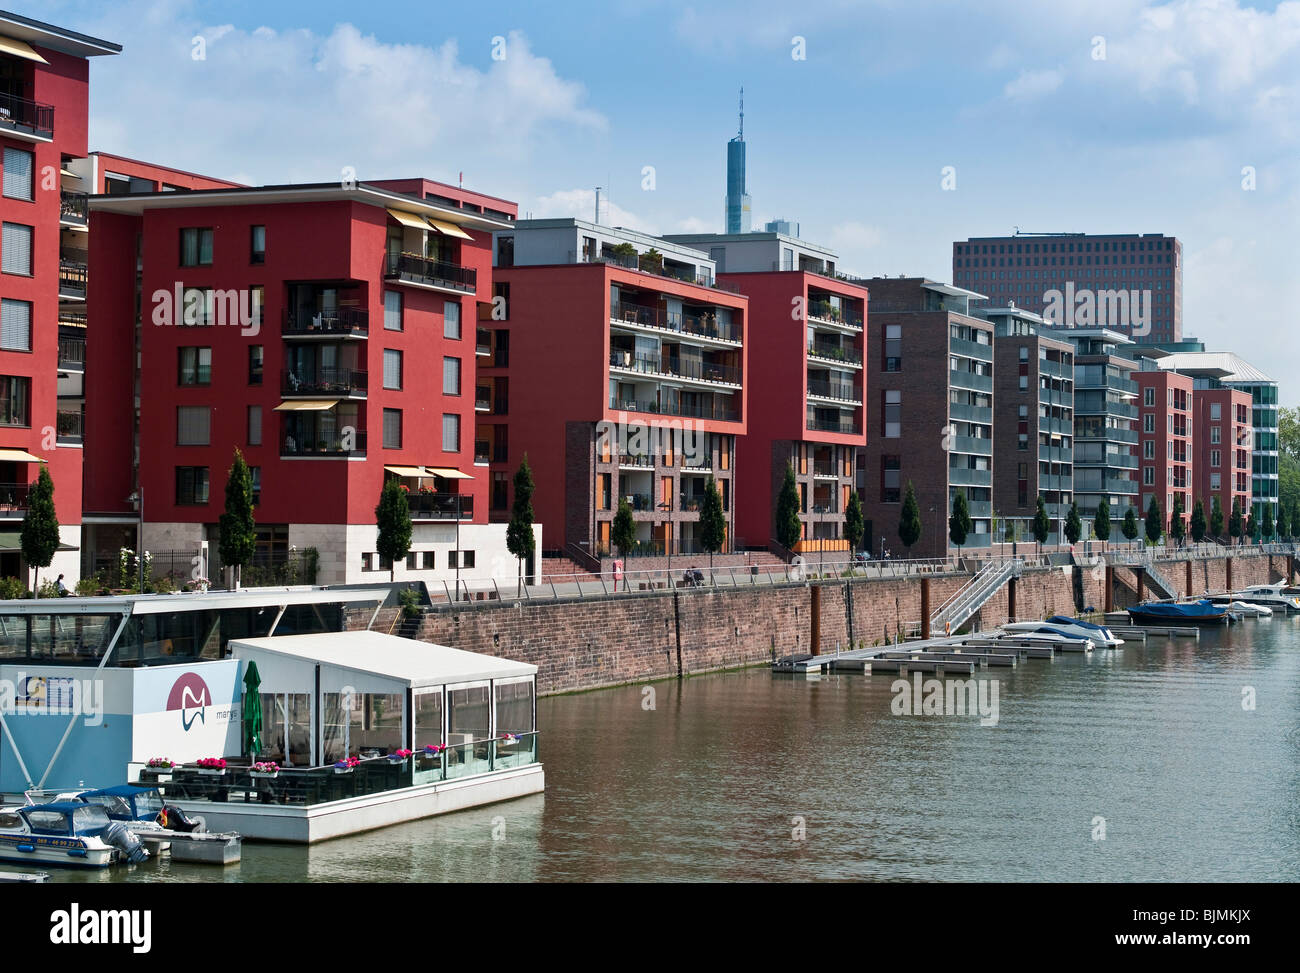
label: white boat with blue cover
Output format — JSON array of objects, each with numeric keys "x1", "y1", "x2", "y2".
[
  {"x1": 0, "y1": 802, "x2": 148, "y2": 869},
  {"x1": 1002, "y1": 615, "x2": 1124, "y2": 647}
]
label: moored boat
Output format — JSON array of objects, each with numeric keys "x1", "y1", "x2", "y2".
[
  {"x1": 1002, "y1": 615, "x2": 1124, "y2": 647},
  {"x1": 0, "y1": 802, "x2": 148, "y2": 869},
  {"x1": 1205, "y1": 597, "x2": 1273, "y2": 617},
  {"x1": 1230, "y1": 584, "x2": 1300, "y2": 612},
  {"x1": 1128, "y1": 599, "x2": 1229, "y2": 625}
]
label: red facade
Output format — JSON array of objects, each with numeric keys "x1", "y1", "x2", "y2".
[
  {"x1": 1135, "y1": 370, "x2": 1195, "y2": 530},
  {"x1": 1192, "y1": 386, "x2": 1252, "y2": 529}
]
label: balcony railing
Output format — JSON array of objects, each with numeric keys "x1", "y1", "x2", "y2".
[
  {"x1": 679, "y1": 496, "x2": 706, "y2": 512},
  {"x1": 58, "y1": 310, "x2": 87, "y2": 328},
  {"x1": 282, "y1": 307, "x2": 369, "y2": 337},
  {"x1": 812, "y1": 461, "x2": 840, "y2": 477},
  {"x1": 476, "y1": 329, "x2": 491, "y2": 356},
  {"x1": 474, "y1": 440, "x2": 490, "y2": 464},
  {"x1": 282, "y1": 367, "x2": 368, "y2": 396},
  {"x1": 619, "y1": 493, "x2": 655, "y2": 512},
  {"x1": 609, "y1": 351, "x2": 742, "y2": 386},
  {"x1": 807, "y1": 303, "x2": 864, "y2": 330},
  {"x1": 806, "y1": 379, "x2": 861, "y2": 402},
  {"x1": 58, "y1": 260, "x2": 87, "y2": 298},
  {"x1": 383, "y1": 252, "x2": 476, "y2": 293},
  {"x1": 280, "y1": 430, "x2": 367, "y2": 457},
  {"x1": 0, "y1": 93, "x2": 54, "y2": 139},
  {"x1": 475, "y1": 388, "x2": 491, "y2": 411},
  {"x1": 0, "y1": 481, "x2": 33, "y2": 511},
  {"x1": 807, "y1": 343, "x2": 862, "y2": 366},
  {"x1": 610, "y1": 302, "x2": 742, "y2": 344},
  {"x1": 609, "y1": 396, "x2": 739, "y2": 422},
  {"x1": 56, "y1": 410, "x2": 83, "y2": 443},
  {"x1": 408, "y1": 492, "x2": 474, "y2": 520},
  {"x1": 59, "y1": 191, "x2": 88, "y2": 225},
  {"x1": 574, "y1": 250, "x2": 742, "y2": 293},
  {"x1": 58, "y1": 336, "x2": 86, "y2": 370},
  {"x1": 806, "y1": 414, "x2": 861, "y2": 434}
]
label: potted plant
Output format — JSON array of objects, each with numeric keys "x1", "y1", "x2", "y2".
[
  {"x1": 196, "y1": 757, "x2": 227, "y2": 777},
  {"x1": 387, "y1": 748, "x2": 413, "y2": 766},
  {"x1": 333, "y1": 756, "x2": 360, "y2": 774},
  {"x1": 249, "y1": 761, "x2": 280, "y2": 780}
]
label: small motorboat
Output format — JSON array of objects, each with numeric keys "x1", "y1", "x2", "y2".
[
  {"x1": 0, "y1": 802, "x2": 148, "y2": 869},
  {"x1": 994, "y1": 629, "x2": 1095, "y2": 651},
  {"x1": 1206, "y1": 597, "x2": 1273, "y2": 617},
  {"x1": 67, "y1": 785, "x2": 207, "y2": 852},
  {"x1": 1128, "y1": 599, "x2": 1230, "y2": 625},
  {"x1": 1231, "y1": 585, "x2": 1300, "y2": 612},
  {"x1": 1002, "y1": 615, "x2": 1124, "y2": 647}
]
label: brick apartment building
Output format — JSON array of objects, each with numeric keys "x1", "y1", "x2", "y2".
[
  {"x1": 1191, "y1": 384, "x2": 1252, "y2": 529},
  {"x1": 664, "y1": 230, "x2": 865, "y2": 555},
  {"x1": 859, "y1": 278, "x2": 994, "y2": 558},
  {"x1": 84, "y1": 177, "x2": 537, "y2": 585},
  {"x1": 980, "y1": 306, "x2": 1074, "y2": 545},
  {"x1": 952, "y1": 232, "x2": 1182, "y2": 344},
  {"x1": 0, "y1": 11, "x2": 119, "y2": 583},
  {"x1": 488, "y1": 220, "x2": 746, "y2": 565},
  {"x1": 1135, "y1": 367, "x2": 1195, "y2": 533}
]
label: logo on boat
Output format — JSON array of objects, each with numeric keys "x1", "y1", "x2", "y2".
[{"x1": 167, "y1": 672, "x2": 212, "y2": 731}]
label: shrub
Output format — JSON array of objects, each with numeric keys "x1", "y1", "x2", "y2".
[
  {"x1": 75, "y1": 577, "x2": 100, "y2": 597},
  {"x1": 0, "y1": 576, "x2": 25, "y2": 600},
  {"x1": 37, "y1": 579, "x2": 58, "y2": 599},
  {"x1": 398, "y1": 588, "x2": 422, "y2": 618}
]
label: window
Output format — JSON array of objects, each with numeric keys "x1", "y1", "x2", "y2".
[
  {"x1": 2, "y1": 147, "x2": 34, "y2": 200},
  {"x1": 250, "y1": 466, "x2": 261, "y2": 505},
  {"x1": 248, "y1": 405, "x2": 262, "y2": 446},
  {"x1": 0, "y1": 375, "x2": 30, "y2": 426},
  {"x1": 442, "y1": 357, "x2": 460, "y2": 395},
  {"x1": 248, "y1": 345, "x2": 263, "y2": 385},
  {"x1": 493, "y1": 328, "x2": 510, "y2": 367},
  {"x1": 1144, "y1": 387, "x2": 1155, "y2": 406},
  {"x1": 883, "y1": 324, "x2": 901, "y2": 371},
  {"x1": 383, "y1": 408, "x2": 402, "y2": 449},
  {"x1": 178, "y1": 347, "x2": 211, "y2": 385},
  {"x1": 1018, "y1": 433, "x2": 1028, "y2": 450},
  {"x1": 384, "y1": 290, "x2": 402, "y2": 331},
  {"x1": 1143, "y1": 439, "x2": 1154, "y2": 459},
  {"x1": 1211, "y1": 449, "x2": 1221, "y2": 468},
  {"x1": 883, "y1": 390, "x2": 900, "y2": 438},
  {"x1": 0, "y1": 299, "x2": 31, "y2": 352},
  {"x1": 1143, "y1": 466, "x2": 1154, "y2": 485},
  {"x1": 442, "y1": 413, "x2": 460, "y2": 452},
  {"x1": 1210, "y1": 402, "x2": 1221, "y2": 420},
  {"x1": 384, "y1": 349, "x2": 403, "y2": 390},
  {"x1": 423, "y1": 551, "x2": 435, "y2": 570},
  {"x1": 180, "y1": 227, "x2": 214, "y2": 266},
  {"x1": 461, "y1": 550, "x2": 475, "y2": 568},
  {"x1": 176, "y1": 406, "x2": 211, "y2": 445},
  {"x1": 250, "y1": 225, "x2": 265, "y2": 264},
  {"x1": 1210, "y1": 425, "x2": 1221, "y2": 444},
  {"x1": 444, "y1": 300, "x2": 461, "y2": 339},
  {"x1": 1019, "y1": 375, "x2": 1028, "y2": 391},
  {"x1": 175, "y1": 467, "x2": 210, "y2": 504},
  {"x1": 1143, "y1": 414, "x2": 1154, "y2": 433},
  {"x1": 2, "y1": 222, "x2": 33, "y2": 275},
  {"x1": 492, "y1": 471, "x2": 509, "y2": 510},
  {"x1": 881, "y1": 456, "x2": 901, "y2": 503}
]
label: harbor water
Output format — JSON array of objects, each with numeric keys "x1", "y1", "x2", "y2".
[{"x1": 50, "y1": 614, "x2": 1300, "y2": 882}]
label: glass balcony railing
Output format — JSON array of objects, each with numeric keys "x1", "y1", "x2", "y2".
[
  {"x1": 407, "y1": 492, "x2": 474, "y2": 520},
  {"x1": 383, "y1": 252, "x2": 476, "y2": 293}
]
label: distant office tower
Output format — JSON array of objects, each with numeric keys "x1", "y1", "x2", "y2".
[
  {"x1": 725, "y1": 89, "x2": 751, "y2": 234},
  {"x1": 764, "y1": 218, "x2": 799, "y2": 237},
  {"x1": 951, "y1": 232, "x2": 1182, "y2": 344}
]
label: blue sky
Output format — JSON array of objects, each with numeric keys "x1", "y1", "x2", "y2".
[{"x1": 38, "y1": 0, "x2": 1300, "y2": 404}]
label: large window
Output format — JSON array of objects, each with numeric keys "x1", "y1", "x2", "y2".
[
  {"x1": 883, "y1": 324, "x2": 901, "y2": 371},
  {"x1": 495, "y1": 680, "x2": 535, "y2": 735},
  {"x1": 250, "y1": 225, "x2": 265, "y2": 264},
  {"x1": 384, "y1": 290, "x2": 402, "y2": 331},
  {"x1": 0, "y1": 298, "x2": 31, "y2": 352},
  {"x1": 444, "y1": 300, "x2": 461, "y2": 339},
  {"x1": 177, "y1": 346, "x2": 211, "y2": 385},
  {"x1": 383, "y1": 408, "x2": 402, "y2": 449},
  {"x1": 443, "y1": 357, "x2": 460, "y2": 395},
  {"x1": 248, "y1": 405, "x2": 262, "y2": 446},
  {"x1": 442, "y1": 413, "x2": 460, "y2": 452},
  {"x1": 2, "y1": 147, "x2": 34, "y2": 201},
  {"x1": 176, "y1": 406, "x2": 211, "y2": 445},
  {"x1": 180, "y1": 227, "x2": 214, "y2": 266},
  {"x1": 2, "y1": 222, "x2": 32, "y2": 275},
  {"x1": 383, "y1": 349, "x2": 403, "y2": 390},
  {"x1": 248, "y1": 345, "x2": 263, "y2": 385},
  {"x1": 175, "y1": 466, "x2": 210, "y2": 505},
  {"x1": 881, "y1": 455, "x2": 901, "y2": 503},
  {"x1": 882, "y1": 390, "x2": 901, "y2": 438},
  {"x1": 0, "y1": 375, "x2": 30, "y2": 426}
]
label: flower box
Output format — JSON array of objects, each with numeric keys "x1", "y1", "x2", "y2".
[
  {"x1": 197, "y1": 768, "x2": 226, "y2": 777},
  {"x1": 333, "y1": 767, "x2": 354, "y2": 775},
  {"x1": 249, "y1": 770, "x2": 279, "y2": 780}
]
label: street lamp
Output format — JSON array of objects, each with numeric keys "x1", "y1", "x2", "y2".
[{"x1": 125, "y1": 487, "x2": 143, "y2": 593}]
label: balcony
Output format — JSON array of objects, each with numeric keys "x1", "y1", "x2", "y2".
[
  {"x1": 807, "y1": 302, "x2": 864, "y2": 331},
  {"x1": 949, "y1": 369, "x2": 992, "y2": 393},
  {"x1": 949, "y1": 435, "x2": 993, "y2": 456},
  {"x1": 281, "y1": 367, "x2": 368, "y2": 397},
  {"x1": 948, "y1": 467, "x2": 991, "y2": 487},
  {"x1": 806, "y1": 414, "x2": 861, "y2": 434},
  {"x1": 282, "y1": 308, "x2": 368, "y2": 338},
  {"x1": 812, "y1": 460, "x2": 839, "y2": 477},
  {"x1": 806, "y1": 343, "x2": 862, "y2": 368},
  {"x1": 56, "y1": 410, "x2": 83, "y2": 445},
  {"x1": 949, "y1": 403, "x2": 993, "y2": 424},
  {"x1": 475, "y1": 387, "x2": 491, "y2": 412},
  {"x1": 609, "y1": 351, "x2": 742, "y2": 387},
  {"x1": 1038, "y1": 445, "x2": 1071, "y2": 464},
  {"x1": 609, "y1": 302, "x2": 742, "y2": 346},
  {"x1": 679, "y1": 495, "x2": 705, "y2": 512},
  {"x1": 408, "y1": 492, "x2": 474, "y2": 520},
  {"x1": 59, "y1": 191, "x2": 88, "y2": 227},
  {"x1": 58, "y1": 335, "x2": 86, "y2": 372},
  {"x1": 610, "y1": 396, "x2": 738, "y2": 422},
  {"x1": 58, "y1": 310, "x2": 87, "y2": 328},
  {"x1": 620, "y1": 493, "x2": 655, "y2": 512},
  {"x1": 280, "y1": 430, "x2": 367, "y2": 457},
  {"x1": 476, "y1": 329, "x2": 492, "y2": 357},
  {"x1": 617, "y1": 454, "x2": 656, "y2": 470},
  {"x1": 0, "y1": 93, "x2": 54, "y2": 141},
  {"x1": 806, "y1": 378, "x2": 861, "y2": 403},
  {"x1": 576, "y1": 250, "x2": 742, "y2": 294},
  {"x1": 383, "y1": 252, "x2": 476, "y2": 294},
  {"x1": 58, "y1": 259, "x2": 87, "y2": 300},
  {"x1": 949, "y1": 336, "x2": 994, "y2": 363}
]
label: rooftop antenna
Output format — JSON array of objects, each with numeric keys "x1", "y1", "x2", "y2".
[{"x1": 594, "y1": 186, "x2": 602, "y2": 225}]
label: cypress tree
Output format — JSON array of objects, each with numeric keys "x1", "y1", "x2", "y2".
[
  {"x1": 375, "y1": 477, "x2": 413, "y2": 583},
  {"x1": 948, "y1": 492, "x2": 971, "y2": 553},
  {"x1": 20, "y1": 465, "x2": 59, "y2": 595},
  {"x1": 844, "y1": 490, "x2": 864, "y2": 554},
  {"x1": 1190, "y1": 499, "x2": 1207, "y2": 543},
  {"x1": 1145, "y1": 495, "x2": 1163, "y2": 545},
  {"x1": 775, "y1": 462, "x2": 801, "y2": 552},
  {"x1": 898, "y1": 481, "x2": 922, "y2": 554},
  {"x1": 1064, "y1": 501, "x2": 1082, "y2": 546},
  {"x1": 1093, "y1": 499, "x2": 1110, "y2": 543},
  {"x1": 1209, "y1": 495, "x2": 1224, "y2": 541},
  {"x1": 698, "y1": 475, "x2": 727, "y2": 573},
  {"x1": 1032, "y1": 496, "x2": 1050, "y2": 550},
  {"x1": 506, "y1": 454, "x2": 536, "y2": 594},
  {"x1": 218, "y1": 448, "x2": 257, "y2": 588}
]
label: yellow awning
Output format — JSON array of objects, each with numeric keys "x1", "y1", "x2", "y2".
[
  {"x1": 425, "y1": 467, "x2": 473, "y2": 479},
  {"x1": 273, "y1": 399, "x2": 340, "y2": 412},
  {"x1": 60, "y1": 167, "x2": 78, "y2": 178},
  {"x1": 0, "y1": 448, "x2": 44, "y2": 463},
  {"x1": 0, "y1": 36, "x2": 48, "y2": 64},
  {"x1": 384, "y1": 465, "x2": 429, "y2": 478},
  {"x1": 387, "y1": 208, "x2": 431, "y2": 231},
  {"x1": 426, "y1": 218, "x2": 473, "y2": 241}
]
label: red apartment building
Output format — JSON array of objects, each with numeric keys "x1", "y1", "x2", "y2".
[
  {"x1": 0, "y1": 12, "x2": 119, "y2": 583},
  {"x1": 85, "y1": 178, "x2": 531, "y2": 585},
  {"x1": 1135, "y1": 369, "x2": 1194, "y2": 533},
  {"x1": 1192, "y1": 385, "x2": 1252, "y2": 530},
  {"x1": 487, "y1": 221, "x2": 747, "y2": 566},
  {"x1": 718, "y1": 271, "x2": 866, "y2": 553}
]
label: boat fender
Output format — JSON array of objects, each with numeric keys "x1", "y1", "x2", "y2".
[{"x1": 103, "y1": 822, "x2": 150, "y2": 864}]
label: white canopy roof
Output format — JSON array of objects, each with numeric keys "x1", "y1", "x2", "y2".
[{"x1": 230, "y1": 630, "x2": 536, "y2": 696}]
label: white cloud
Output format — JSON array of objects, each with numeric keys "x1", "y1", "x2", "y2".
[
  {"x1": 1003, "y1": 68, "x2": 1064, "y2": 101},
  {"x1": 828, "y1": 221, "x2": 884, "y2": 250},
  {"x1": 531, "y1": 189, "x2": 652, "y2": 232}
]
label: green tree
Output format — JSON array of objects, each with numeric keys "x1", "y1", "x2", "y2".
[
  {"x1": 1246, "y1": 510, "x2": 1258, "y2": 544},
  {"x1": 844, "y1": 490, "x2": 864, "y2": 554},
  {"x1": 506, "y1": 454, "x2": 536, "y2": 594},
  {"x1": 374, "y1": 478, "x2": 412, "y2": 583},
  {"x1": 1169, "y1": 495, "x2": 1185, "y2": 546},
  {"x1": 1145, "y1": 495, "x2": 1163, "y2": 545},
  {"x1": 1261, "y1": 503, "x2": 1274, "y2": 542},
  {"x1": 1190, "y1": 499, "x2": 1207, "y2": 544},
  {"x1": 898, "y1": 481, "x2": 922, "y2": 554},
  {"x1": 698, "y1": 476, "x2": 727, "y2": 574},
  {"x1": 218, "y1": 449, "x2": 256, "y2": 589},
  {"x1": 1032, "y1": 496, "x2": 1050, "y2": 551},
  {"x1": 948, "y1": 491, "x2": 972, "y2": 553},
  {"x1": 612, "y1": 497, "x2": 636, "y2": 559},
  {"x1": 1229, "y1": 498, "x2": 1244, "y2": 546},
  {"x1": 1209, "y1": 495, "x2": 1224, "y2": 541},
  {"x1": 1093, "y1": 499, "x2": 1111, "y2": 543},
  {"x1": 20, "y1": 465, "x2": 59, "y2": 596},
  {"x1": 775, "y1": 462, "x2": 802, "y2": 552},
  {"x1": 1121, "y1": 506, "x2": 1140, "y2": 546},
  {"x1": 1064, "y1": 501, "x2": 1082, "y2": 546},
  {"x1": 1275, "y1": 502, "x2": 1290, "y2": 541}
]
